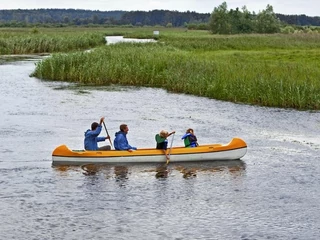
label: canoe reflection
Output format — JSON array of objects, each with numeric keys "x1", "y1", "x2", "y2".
[
  {"x1": 114, "y1": 166, "x2": 129, "y2": 180},
  {"x1": 79, "y1": 164, "x2": 129, "y2": 180},
  {"x1": 81, "y1": 164, "x2": 100, "y2": 175},
  {"x1": 55, "y1": 160, "x2": 246, "y2": 179},
  {"x1": 172, "y1": 160, "x2": 246, "y2": 177},
  {"x1": 155, "y1": 160, "x2": 245, "y2": 178},
  {"x1": 155, "y1": 165, "x2": 169, "y2": 179}
]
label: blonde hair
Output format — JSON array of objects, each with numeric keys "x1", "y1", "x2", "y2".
[{"x1": 159, "y1": 130, "x2": 168, "y2": 138}]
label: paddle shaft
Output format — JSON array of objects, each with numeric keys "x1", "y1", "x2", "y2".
[
  {"x1": 166, "y1": 133, "x2": 175, "y2": 164},
  {"x1": 102, "y1": 121, "x2": 113, "y2": 149}
]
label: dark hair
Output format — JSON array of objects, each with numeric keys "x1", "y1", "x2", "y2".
[
  {"x1": 120, "y1": 124, "x2": 127, "y2": 132},
  {"x1": 186, "y1": 128, "x2": 194, "y2": 134},
  {"x1": 91, "y1": 122, "x2": 99, "y2": 130}
]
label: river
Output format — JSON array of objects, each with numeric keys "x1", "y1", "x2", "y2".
[{"x1": 0, "y1": 56, "x2": 319, "y2": 239}]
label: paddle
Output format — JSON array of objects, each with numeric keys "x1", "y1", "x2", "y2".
[
  {"x1": 166, "y1": 133, "x2": 175, "y2": 165},
  {"x1": 102, "y1": 121, "x2": 113, "y2": 149}
]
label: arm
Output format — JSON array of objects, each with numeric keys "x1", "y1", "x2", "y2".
[
  {"x1": 168, "y1": 131, "x2": 175, "y2": 137},
  {"x1": 96, "y1": 136, "x2": 106, "y2": 142},
  {"x1": 97, "y1": 135, "x2": 110, "y2": 142},
  {"x1": 181, "y1": 133, "x2": 191, "y2": 140},
  {"x1": 86, "y1": 125, "x2": 102, "y2": 137},
  {"x1": 127, "y1": 143, "x2": 137, "y2": 150},
  {"x1": 115, "y1": 134, "x2": 134, "y2": 150}
]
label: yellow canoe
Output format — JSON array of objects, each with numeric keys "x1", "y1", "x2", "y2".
[{"x1": 52, "y1": 137, "x2": 247, "y2": 166}]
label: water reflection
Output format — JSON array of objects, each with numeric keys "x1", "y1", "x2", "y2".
[
  {"x1": 81, "y1": 164, "x2": 100, "y2": 176},
  {"x1": 172, "y1": 160, "x2": 246, "y2": 178},
  {"x1": 114, "y1": 166, "x2": 129, "y2": 180},
  {"x1": 148, "y1": 160, "x2": 246, "y2": 179},
  {"x1": 155, "y1": 165, "x2": 169, "y2": 179},
  {"x1": 54, "y1": 160, "x2": 246, "y2": 179},
  {"x1": 175, "y1": 165, "x2": 197, "y2": 179},
  {"x1": 77, "y1": 164, "x2": 129, "y2": 183},
  {"x1": 53, "y1": 165, "x2": 81, "y2": 177}
]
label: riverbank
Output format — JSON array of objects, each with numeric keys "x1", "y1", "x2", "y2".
[{"x1": 2, "y1": 27, "x2": 320, "y2": 110}]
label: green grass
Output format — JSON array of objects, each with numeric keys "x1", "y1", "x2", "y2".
[
  {"x1": 3, "y1": 27, "x2": 320, "y2": 110},
  {"x1": 0, "y1": 27, "x2": 106, "y2": 54}
]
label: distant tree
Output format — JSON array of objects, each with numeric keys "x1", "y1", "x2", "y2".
[
  {"x1": 281, "y1": 25, "x2": 295, "y2": 34},
  {"x1": 187, "y1": 23, "x2": 197, "y2": 30},
  {"x1": 226, "y1": 5, "x2": 255, "y2": 33},
  {"x1": 238, "y1": 6, "x2": 254, "y2": 33},
  {"x1": 256, "y1": 5, "x2": 280, "y2": 33},
  {"x1": 208, "y1": 3, "x2": 283, "y2": 34},
  {"x1": 92, "y1": 14, "x2": 99, "y2": 24},
  {"x1": 2, "y1": 8, "x2": 319, "y2": 28},
  {"x1": 229, "y1": 7, "x2": 242, "y2": 33},
  {"x1": 209, "y1": 2, "x2": 231, "y2": 34},
  {"x1": 166, "y1": 22, "x2": 173, "y2": 28},
  {"x1": 135, "y1": 21, "x2": 142, "y2": 27},
  {"x1": 198, "y1": 23, "x2": 209, "y2": 30},
  {"x1": 63, "y1": 16, "x2": 69, "y2": 24}
]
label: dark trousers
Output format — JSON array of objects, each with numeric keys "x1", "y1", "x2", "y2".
[{"x1": 98, "y1": 145, "x2": 111, "y2": 150}]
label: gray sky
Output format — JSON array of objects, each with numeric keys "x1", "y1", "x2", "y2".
[{"x1": 1, "y1": 0, "x2": 319, "y2": 16}]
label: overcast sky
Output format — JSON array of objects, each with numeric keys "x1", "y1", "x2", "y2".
[{"x1": 1, "y1": 0, "x2": 319, "y2": 17}]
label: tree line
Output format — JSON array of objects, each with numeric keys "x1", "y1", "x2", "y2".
[
  {"x1": 209, "y1": 2, "x2": 281, "y2": 34},
  {"x1": 0, "y1": 9, "x2": 209, "y2": 27},
  {"x1": 0, "y1": 6, "x2": 319, "y2": 30}
]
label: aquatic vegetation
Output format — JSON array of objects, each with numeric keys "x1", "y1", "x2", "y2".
[
  {"x1": 4, "y1": 27, "x2": 319, "y2": 110},
  {"x1": 0, "y1": 29, "x2": 105, "y2": 54},
  {"x1": 31, "y1": 34, "x2": 320, "y2": 110}
]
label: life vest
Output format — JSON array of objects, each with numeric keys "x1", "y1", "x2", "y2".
[
  {"x1": 155, "y1": 134, "x2": 168, "y2": 150},
  {"x1": 182, "y1": 133, "x2": 198, "y2": 147}
]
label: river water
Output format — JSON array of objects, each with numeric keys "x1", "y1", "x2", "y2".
[{"x1": 0, "y1": 56, "x2": 319, "y2": 240}]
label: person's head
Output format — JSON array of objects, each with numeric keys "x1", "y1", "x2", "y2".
[
  {"x1": 120, "y1": 124, "x2": 129, "y2": 134},
  {"x1": 159, "y1": 130, "x2": 169, "y2": 138},
  {"x1": 186, "y1": 128, "x2": 194, "y2": 134},
  {"x1": 91, "y1": 122, "x2": 99, "y2": 131}
]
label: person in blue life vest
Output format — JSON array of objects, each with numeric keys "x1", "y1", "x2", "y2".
[
  {"x1": 114, "y1": 124, "x2": 137, "y2": 152},
  {"x1": 84, "y1": 117, "x2": 111, "y2": 151},
  {"x1": 155, "y1": 130, "x2": 175, "y2": 159},
  {"x1": 181, "y1": 128, "x2": 198, "y2": 147}
]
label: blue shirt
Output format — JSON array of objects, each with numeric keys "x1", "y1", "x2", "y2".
[
  {"x1": 114, "y1": 131, "x2": 137, "y2": 150},
  {"x1": 84, "y1": 125, "x2": 105, "y2": 150}
]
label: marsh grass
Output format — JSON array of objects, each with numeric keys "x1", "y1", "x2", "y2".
[
  {"x1": 5, "y1": 27, "x2": 319, "y2": 110},
  {"x1": 32, "y1": 37, "x2": 320, "y2": 110},
  {"x1": 0, "y1": 28, "x2": 106, "y2": 54}
]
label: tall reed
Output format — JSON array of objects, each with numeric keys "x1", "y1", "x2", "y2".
[
  {"x1": 32, "y1": 41, "x2": 320, "y2": 110},
  {"x1": 0, "y1": 31, "x2": 105, "y2": 54}
]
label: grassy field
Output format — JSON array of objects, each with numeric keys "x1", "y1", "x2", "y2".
[
  {"x1": 2, "y1": 27, "x2": 320, "y2": 110},
  {"x1": 0, "y1": 27, "x2": 107, "y2": 54}
]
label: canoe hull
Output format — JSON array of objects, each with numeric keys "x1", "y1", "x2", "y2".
[{"x1": 52, "y1": 138, "x2": 247, "y2": 166}]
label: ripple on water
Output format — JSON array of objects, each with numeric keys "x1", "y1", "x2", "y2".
[{"x1": 0, "y1": 60, "x2": 320, "y2": 239}]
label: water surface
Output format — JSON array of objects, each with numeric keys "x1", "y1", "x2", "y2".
[
  {"x1": 0, "y1": 58, "x2": 319, "y2": 239},
  {"x1": 105, "y1": 36, "x2": 157, "y2": 45}
]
